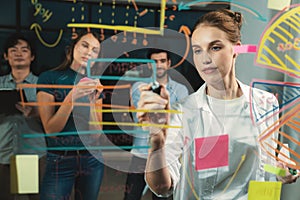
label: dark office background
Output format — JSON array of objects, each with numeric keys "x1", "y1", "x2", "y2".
[{"x1": 0, "y1": 0, "x2": 229, "y2": 146}]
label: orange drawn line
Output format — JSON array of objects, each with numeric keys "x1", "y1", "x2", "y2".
[
  {"x1": 171, "y1": 25, "x2": 191, "y2": 69},
  {"x1": 169, "y1": 15, "x2": 175, "y2": 21},
  {"x1": 259, "y1": 142, "x2": 280, "y2": 166},
  {"x1": 258, "y1": 118, "x2": 280, "y2": 141},
  {"x1": 278, "y1": 131, "x2": 300, "y2": 146},
  {"x1": 21, "y1": 101, "x2": 134, "y2": 109},
  {"x1": 287, "y1": 118, "x2": 300, "y2": 127},
  {"x1": 268, "y1": 139, "x2": 300, "y2": 166},
  {"x1": 286, "y1": 122, "x2": 300, "y2": 133},
  {"x1": 131, "y1": 0, "x2": 138, "y2": 11},
  {"x1": 262, "y1": 141, "x2": 300, "y2": 169},
  {"x1": 139, "y1": 9, "x2": 148, "y2": 17},
  {"x1": 17, "y1": 83, "x2": 131, "y2": 90},
  {"x1": 275, "y1": 139, "x2": 300, "y2": 163},
  {"x1": 258, "y1": 103, "x2": 300, "y2": 141}
]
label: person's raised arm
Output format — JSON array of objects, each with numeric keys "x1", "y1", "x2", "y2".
[
  {"x1": 37, "y1": 78, "x2": 99, "y2": 134},
  {"x1": 137, "y1": 84, "x2": 173, "y2": 195},
  {"x1": 88, "y1": 79, "x2": 103, "y2": 132}
]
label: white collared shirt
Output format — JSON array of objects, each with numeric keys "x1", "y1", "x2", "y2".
[{"x1": 147, "y1": 80, "x2": 279, "y2": 200}]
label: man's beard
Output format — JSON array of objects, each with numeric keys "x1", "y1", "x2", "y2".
[{"x1": 156, "y1": 69, "x2": 167, "y2": 79}]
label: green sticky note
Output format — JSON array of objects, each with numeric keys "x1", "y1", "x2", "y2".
[
  {"x1": 248, "y1": 181, "x2": 282, "y2": 200},
  {"x1": 264, "y1": 164, "x2": 286, "y2": 176}
]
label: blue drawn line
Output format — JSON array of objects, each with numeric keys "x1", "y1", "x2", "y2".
[
  {"x1": 258, "y1": 83, "x2": 300, "y2": 105},
  {"x1": 87, "y1": 58, "x2": 157, "y2": 84},
  {"x1": 22, "y1": 129, "x2": 149, "y2": 138},
  {"x1": 252, "y1": 81, "x2": 300, "y2": 123},
  {"x1": 178, "y1": 0, "x2": 267, "y2": 21},
  {"x1": 96, "y1": 76, "x2": 152, "y2": 82}
]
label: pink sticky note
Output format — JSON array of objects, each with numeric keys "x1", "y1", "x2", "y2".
[
  {"x1": 80, "y1": 77, "x2": 93, "y2": 82},
  {"x1": 234, "y1": 45, "x2": 257, "y2": 54},
  {"x1": 195, "y1": 134, "x2": 229, "y2": 170}
]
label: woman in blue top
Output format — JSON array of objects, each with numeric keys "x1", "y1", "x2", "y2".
[{"x1": 37, "y1": 30, "x2": 104, "y2": 200}]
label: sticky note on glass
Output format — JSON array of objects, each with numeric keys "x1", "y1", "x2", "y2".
[
  {"x1": 234, "y1": 45, "x2": 257, "y2": 54},
  {"x1": 194, "y1": 134, "x2": 228, "y2": 170},
  {"x1": 267, "y1": 0, "x2": 291, "y2": 10},
  {"x1": 264, "y1": 164, "x2": 286, "y2": 176},
  {"x1": 248, "y1": 181, "x2": 282, "y2": 200},
  {"x1": 10, "y1": 155, "x2": 39, "y2": 194}
]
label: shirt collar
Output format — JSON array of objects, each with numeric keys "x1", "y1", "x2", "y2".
[
  {"x1": 8, "y1": 72, "x2": 34, "y2": 83},
  {"x1": 237, "y1": 79, "x2": 251, "y2": 104},
  {"x1": 165, "y1": 77, "x2": 175, "y2": 89},
  {"x1": 192, "y1": 79, "x2": 252, "y2": 111}
]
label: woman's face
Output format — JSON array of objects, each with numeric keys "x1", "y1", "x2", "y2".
[
  {"x1": 191, "y1": 24, "x2": 238, "y2": 86},
  {"x1": 72, "y1": 33, "x2": 100, "y2": 69}
]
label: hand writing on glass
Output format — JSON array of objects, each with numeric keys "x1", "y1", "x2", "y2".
[
  {"x1": 72, "y1": 77, "x2": 103, "y2": 102},
  {"x1": 137, "y1": 84, "x2": 169, "y2": 150}
]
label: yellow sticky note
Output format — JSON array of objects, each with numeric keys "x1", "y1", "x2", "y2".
[
  {"x1": 267, "y1": 0, "x2": 291, "y2": 10},
  {"x1": 264, "y1": 164, "x2": 286, "y2": 176},
  {"x1": 248, "y1": 181, "x2": 282, "y2": 200},
  {"x1": 10, "y1": 155, "x2": 39, "y2": 194}
]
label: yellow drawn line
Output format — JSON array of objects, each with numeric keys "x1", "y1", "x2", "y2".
[
  {"x1": 93, "y1": 109, "x2": 182, "y2": 114},
  {"x1": 184, "y1": 167, "x2": 200, "y2": 200},
  {"x1": 68, "y1": 23, "x2": 163, "y2": 35},
  {"x1": 181, "y1": 156, "x2": 200, "y2": 200},
  {"x1": 263, "y1": 46, "x2": 286, "y2": 68},
  {"x1": 257, "y1": 6, "x2": 300, "y2": 64},
  {"x1": 30, "y1": 23, "x2": 63, "y2": 48},
  {"x1": 261, "y1": 54, "x2": 272, "y2": 64},
  {"x1": 277, "y1": 25, "x2": 294, "y2": 39},
  {"x1": 290, "y1": 15, "x2": 300, "y2": 27},
  {"x1": 160, "y1": 0, "x2": 166, "y2": 34},
  {"x1": 267, "y1": 37, "x2": 275, "y2": 44},
  {"x1": 272, "y1": 30, "x2": 288, "y2": 43},
  {"x1": 219, "y1": 154, "x2": 246, "y2": 196},
  {"x1": 181, "y1": 152, "x2": 246, "y2": 200},
  {"x1": 257, "y1": 61, "x2": 300, "y2": 76},
  {"x1": 283, "y1": 20, "x2": 300, "y2": 34},
  {"x1": 288, "y1": 17, "x2": 300, "y2": 30},
  {"x1": 285, "y1": 54, "x2": 300, "y2": 70},
  {"x1": 68, "y1": 0, "x2": 166, "y2": 36},
  {"x1": 89, "y1": 121, "x2": 182, "y2": 129}
]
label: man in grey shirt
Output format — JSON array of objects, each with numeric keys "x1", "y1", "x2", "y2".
[{"x1": 0, "y1": 33, "x2": 46, "y2": 200}]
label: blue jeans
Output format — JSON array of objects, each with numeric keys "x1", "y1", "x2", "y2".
[{"x1": 40, "y1": 152, "x2": 104, "y2": 200}]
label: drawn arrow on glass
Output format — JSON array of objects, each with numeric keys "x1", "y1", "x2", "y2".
[
  {"x1": 30, "y1": 23, "x2": 63, "y2": 48},
  {"x1": 178, "y1": 0, "x2": 267, "y2": 22}
]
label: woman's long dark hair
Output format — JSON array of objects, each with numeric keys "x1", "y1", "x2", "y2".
[{"x1": 54, "y1": 29, "x2": 101, "y2": 71}]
